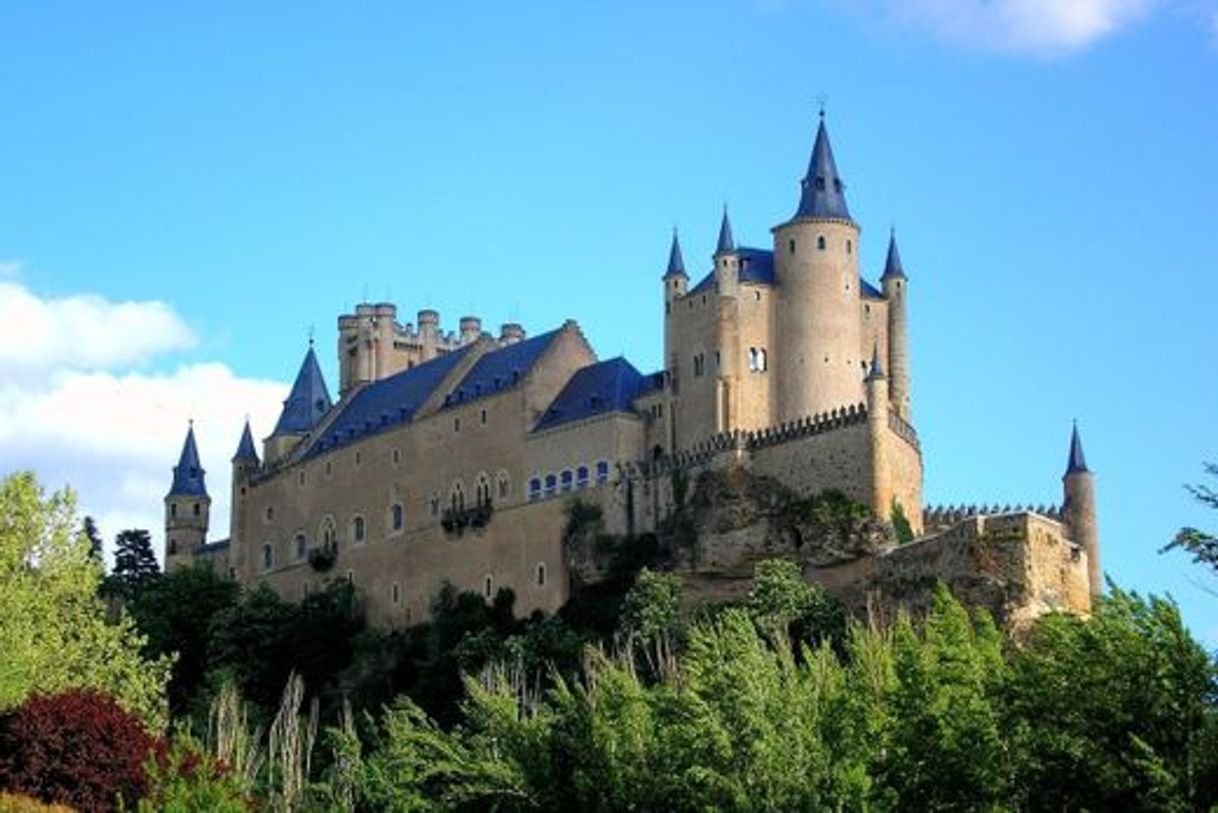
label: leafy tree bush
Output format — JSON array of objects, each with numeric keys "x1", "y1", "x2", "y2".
[
  {"x1": 0, "y1": 690, "x2": 156, "y2": 812},
  {"x1": 0, "y1": 793, "x2": 73, "y2": 812},
  {"x1": 0, "y1": 472, "x2": 170, "y2": 728},
  {"x1": 1164, "y1": 461, "x2": 1218, "y2": 577},
  {"x1": 137, "y1": 734, "x2": 248, "y2": 812}
]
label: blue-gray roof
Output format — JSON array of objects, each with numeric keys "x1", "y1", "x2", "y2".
[
  {"x1": 689, "y1": 248, "x2": 775, "y2": 295},
  {"x1": 197, "y1": 539, "x2": 230, "y2": 555},
  {"x1": 793, "y1": 118, "x2": 852, "y2": 222},
  {"x1": 881, "y1": 230, "x2": 907, "y2": 281},
  {"x1": 861, "y1": 278, "x2": 883, "y2": 298},
  {"x1": 306, "y1": 345, "x2": 473, "y2": 458},
  {"x1": 232, "y1": 420, "x2": 259, "y2": 463},
  {"x1": 442, "y1": 328, "x2": 562, "y2": 410},
  {"x1": 865, "y1": 344, "x2": 885, "y2": 381},
  {"x1": 664, "y1": 230, "x2": 687, "y2": 279},
  {"x1": 1066, "y1": 423, "x2": 1090, "y2": 474},
  {"x1": 534, "y1": 357, "x2": 644, "y2": 432},
  {"x1": 273, "y1": 346, "x2": 333, "y2": 436},
  {"x1": 168, "y1": 425, "x2": 208, "y2": 498},
  {"x1": 715, "y1": 209, "x2": 735, "y2": 255}
]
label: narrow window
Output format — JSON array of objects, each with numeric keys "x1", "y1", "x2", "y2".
[
  {"x1": 544, "y1": 474, "x2": 558, "y2": 497},
  {"x1": 346, "y1": 570, "x2": 354, "y2": 585},
  {"x1": 497, "y1": 472, "x2": 510, "y2": 500},
  {"x1": 596, "y1": 461, "x2": 610, "y2": 485},
  {"x1": 484, "y1": 575, "x2": 494, "y2": 599},
  {"x1": 262, "y1": 543, "x2": 272, "y2": 571},
  {"x1": 193, "y1": 502, "x2": 200, "y2": 516},
  {"x1": 392, "y1": 582, "x2": 400, "y2": 604},
  {"x1": 576, "y1": 465, "x2": 590, "y2": 489},
  {"x1": 453, "y1": 417, "x2": 461, "y2": 433},
  {"x1": 298, "y1": 471, "x2": 305, "y2": 486},
  {"x1": 429, "y1": 492, "x2": 440, "y2": 517},
  {"x1": 537, "y1": 563, "x2": 547, "y2": 587},
  {"x1": 353, "y1": 516, "x2": 366, "y2": 543},
  {"x1": 355, "y1": 451, "x2": 362, "y2": 466},
  {"x1": 757, "y1": 348, "x2": 768, "y2": 372},
  {"x1": 295, "y1": 533, "x2": 306, "y2": 560},
  {"x1": 168, "y1": 538, "x2": 177, "y2": 555},
  {"x1": 846, "y1": 239, "x2": 853, "y2": 254},
  {"x1": 170, "y1": 504, "x2": 177, "y2": 518},
  {"x1": 529, "y1": 477, "x2": 542, "y2": 501},
  {"x1": 325, "y1": 461, "x2": 332, "y2": 477},
  {"x1": 265, "y1": 506, "x2": 274, "y2": 522},
  {"x1": 748, "y1": 347, "x2": 758, "y2": 372},
  {"x1": 392, "y1": 504, "x2": 404, "y2": 532},
  {"x1": 817, "y1": 235, "x2": 826, "y2": 251},
  {"x1": 480, "y1": 409, "x2": 487, "y2": 425},
  {"x1": 392, "y1": 448, "x2": 401, "y2": 465},
  {"x1": 560, "y1": 470, "x2": 573, "y2": 492}
]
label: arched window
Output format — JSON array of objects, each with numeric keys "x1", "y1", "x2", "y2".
[
  {"x1": 475, "y1": 472, "x2": 492, "y2": 506},
  {"x1": 544, "y1": 474, "x2": 558, "y2": 497},
  {"x1": 353, "y1": 515, "x2": 366, "y2": 543},
  {"x1": 576, "y1": 466, "x2": 590, "y2": 489},
  {"x1": 450, "y1": 481, "x2": 466, "y2": 512},
  {"x1": 536, "y1": 562, "x2": 547, "y2": 587},
  {"x1": 428, "y1": 492, "x2": 440, "y2": 517},
  {"x1": 529, "y1": 477, "x2": 542, "y2": 501},
  {"x1": 560, "y1": 470, "x2": 574, "y2": 492},
  {"x1": 295, "y1": 532, "x2": 306, "y2": 560},
  {"x1": 496, "y1": 471, "x2": 510, "y2": 501},
  {"x1": 595, "y1": 461, "x2": 610, "y2": 485},
  {"x1": 262, "y1": 543, "x2": 273, "y2": 572},
  {"x1": 320, "y1": 517, "x2": 337, "y2": 552},
  {"x1": 817, "y1": 235, "x2": 826, "y2": 251},
  {"x1": 391, "y1": 503, "x2": 404, "y2": 532}
]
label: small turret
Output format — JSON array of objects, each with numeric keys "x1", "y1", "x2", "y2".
[
  {"x1": 229, "y1": 419, "x2": 259, "y2": 559},
  {"x1": 499, "y1": 322, "x2": 526, "y2": 345},
  {"x1": 165, "y1": 423, "x2": 210, "y2": 571},
  {"x1": 881, "y1": 229, "x2": 912, "y2": 420},
  {"x1": 1061, "y1": 422, "x2": 1100, "y2": 596},
  {"x1": 663, "y1": 228, "x2": 688, "y2": 292},
  {"x1": 459, "y1": 316, "x2": 482, "y2": 344},
  {"x1": 864, "y1": 344, "x2": 892, "y2": 521},
  {"x1": 715, "y1": 207, "x2": 735, "y2": 256}
]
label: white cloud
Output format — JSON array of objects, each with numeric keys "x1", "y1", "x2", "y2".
[
  {"x1": 0, "y1": 261, "x2": 22, "y2": 279},
  {"x1": 0, "y1": 280, "x2": 196, "y2": 373},
  {"x1": 0, "y1": 280, "x2": 287, "y2": 564},
  {"x1": 852, "y1": 0, "x2": 1160, "y2": 53}
]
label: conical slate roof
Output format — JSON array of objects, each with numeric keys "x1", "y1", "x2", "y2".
[
  {"x1": 1065, "y1": 422, "x2": 1090, "y2": 475},
  {"x1": 881, "y1": 229, "x2": 907, "y2": 281},
  {"x1": 793, "y1": 117, "x2": 852, "y2": 221},
  {"x1": 865, "y1": 343, "x2": 885, "y2": 381},
  {"x1": 664, "y1": 229, "x2": 687, "y2": 279},
  {"x1": 715, "y1": 208, "x2": 735, "y2": 255},
  {"x1": 232, "y1": 419, "x2": 259, "y2": 464},
  {"x1": 168, "y1": 424, "x2": 208, "y2": 498},
  {"x1": 273, "y1": 345, "x2": 332, "y2": 435}
]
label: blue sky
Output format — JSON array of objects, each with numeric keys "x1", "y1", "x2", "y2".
[{"x1": 2, "y1": 0, "x2": 1216, "y2": 642}]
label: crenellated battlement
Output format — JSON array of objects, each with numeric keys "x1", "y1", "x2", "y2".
[{"x1": 923, "y1": 502, "x2": 1063, "y2": 533}]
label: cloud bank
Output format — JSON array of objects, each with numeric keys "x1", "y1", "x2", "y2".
[{"x1": 0, "y1": 276, "x2": 287, "y2": 564}]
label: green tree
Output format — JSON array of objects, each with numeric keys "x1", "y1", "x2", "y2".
[
  {"x1": 81, "y1": 515, "x2": 103, "y2": 561},
  {"x1": 0, "y1": 472, "x2": 171, "y2": 729},
  {"x1": 618, "y1": 568, "x2": 682, "y2": 643},
  {"x1": 107, "y1": 528, "x2": 161, "y2": 600},
  {"x1": 1163, "y1": 461, "x2": 1218, "y2": 578}
]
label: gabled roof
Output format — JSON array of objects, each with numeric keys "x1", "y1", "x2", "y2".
[
  {"x1": 305, "y1": 345, "x2": 473, "y2": 459},
  {"x1": 232, "y1": 420, "x2": 259, "y2": 464},
  {"x1": 792, "y1": 117, "x2": 852, "y2": 222},
  {"x1": 689, "y1": 247, "x2": 775, "y2": 295},
  {"x1": 664, "y1": 230, "x2": 687, "y2": 279},
  {"x1": 168, "y1": 425, "x2": 208, "y2": 498},
  {"x1": 1065, "y1": 423, "x2": 1090, "y2": 475},
  {"x1": 881, "y1": 230, "x2": 907, "y2": 281},
  {"x1": 441, "y1": 328, "x2": 563, "y2": 410},
  {"x1": 273, "y1": 346, "x2": 333, "y2": 436},
  {"x1": 533, "y1": 357, "x2": 645, "y2": 433}
]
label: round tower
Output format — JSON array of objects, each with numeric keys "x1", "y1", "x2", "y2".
[
  {"x1": 165, "y1": 423, "x2": 210, "y2": 571},
  {"x1": 459, "y1": 316, "x2": 483, "y2": 344},
  {"x1": 881, "y1": 229, "x2": 911, "y2": 420},
  {"x1": 229, "y1": 419, "x2": 259, "y2": 563},
  {"x1": 1062, "y1": 422, "x2": 1100, "y2": 596},
  {"x1": 864, "y1": 345, "x2": 892, "y2": 516},
  {"x1": 773, "y1": 115, "x2": 864, "y2": 422}
]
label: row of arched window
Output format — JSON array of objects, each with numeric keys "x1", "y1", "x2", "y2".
[
  {"x1": 261, "y1": 506, "x2": 405, "y2": 571},
  {"x1": 528, "y1": 461, "x2": 611, "y2": 501}
]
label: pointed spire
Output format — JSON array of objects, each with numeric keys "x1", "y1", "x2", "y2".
[
  {"x1": 881, "y1": 228, "x2": 907, "y2": 281},
  {"x1": 168, "y1": 424, "x2": 208, "y2": 497},
  {"x1": 865, "y1": 343, "x2": 886, "y2": 381},
  {"x1": 1065, "y1": 421, "x2": 1090, "y2": 475},
  {"x1": 715, "y1": 206, "x2": 735, "y2": 256},
  {"x1": 273, "y1": 345, "x2": 333, "y2": 435},
  {"x1": 793, "y1": 116, "x2": 852, "y2": 221},
  {"x1": 664, "y1": 228, "x2": 687, "y2": 279},
  {"x1": 232, "y1": 419, "x2": 259, "y2": 464}
]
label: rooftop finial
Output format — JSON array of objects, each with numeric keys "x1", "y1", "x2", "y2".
[
  {"x1": 307, "y1": 324, "x2": 315, "y2": 347},
  {"x1": 816, "y1": 92, "x2": 827, "y2": 120}
]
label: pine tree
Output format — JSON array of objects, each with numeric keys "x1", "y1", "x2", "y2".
[{"x1": 109, "y1": 529, "x2": 161, "y2": 599}]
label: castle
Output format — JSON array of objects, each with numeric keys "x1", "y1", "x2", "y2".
[{"x1": 164, "y1": 115, "x2": 1100, "y2": 626}]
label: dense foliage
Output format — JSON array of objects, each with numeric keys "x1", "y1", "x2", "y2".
[
  {"x1": 1165, "y1": 461, "x2": 1218, "y2": 577},
  {"x1": 0, "y1": 690, "x2": 155, "y2": 812},
  {"x1": 0, "y1": 473, "x2": 170, "y2": 728}
]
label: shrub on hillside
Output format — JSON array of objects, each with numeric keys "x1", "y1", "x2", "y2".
[
  {"x1": 0, "y1": 793, "x2": 73, "y2": 812},
  {"x1": 0, "y1": 690, "x2": 155, "y2": 811}
]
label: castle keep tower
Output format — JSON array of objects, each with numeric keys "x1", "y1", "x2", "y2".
[
  {"x1": 164, "y1": 424, "x2": 210, "y2": 571},
  {"x1": 773, "y1": 114, "x2": 864, "y2": 422},
  {"x1": 1062, "y1": 423, "x2": 1100, "y2": 595}
]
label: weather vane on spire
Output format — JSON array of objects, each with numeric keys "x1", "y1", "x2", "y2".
[
  {"x1": 307, "y1": 324, "x2": 315, "y2": 347},
  {"x1": 816, "y1": 92, "x2": 828, "y2": 119}
]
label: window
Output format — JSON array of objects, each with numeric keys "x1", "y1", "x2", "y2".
[
  {"x1": 576, "y1": 465, "x2": 590, "y2": 489},
  {"x1": 265, "y1": 506, "x2": 274, "y2": 522},
  {"x1": 355, "y1": 451, "x2": 362, "y2": 466},
  {"x1": 392, "y1": 582, "x2": 400, "y2": 604},
  {"x1": 168, "y1": 538, "x2": 177, "y2": 555},
  {"x1": 496, "y1": 471, "x2": 510, "y2": 501},
  {"x1": 544, "y1": 473, "x2": 558, "y2": 497},
  {"x1": 392, "y1": 448, "x2": 401, "y2": 466},
  {"x1": 475, "y1": 472, "x2": 492, "y2": 506},
  {"x1": 789, "y1": 238, "x2": 795, "y2": 254},
  {"x1": 298, "y1": 470, "x2": 305, "y2": 486},
  {"x1": 596, "y1": 461, "x2": 610, "y2": 485},
  {"x1": 480, "y1": 409, "x2": 487, "y2": 425},
  {"x1": 295, "y1": 533, "x2": 306, "y2": 560},
  {"x1": 693, "y1": 354, "x2": 705, "y2": 377},
  {"x1": 749, "y1": 347, "x2": 758, "y2": 371},
  {"x1": 321, "y1": 517, "x2": 337, "y2": 551},
  {"x1": 529, "y1": 477, "x2": 542, "y2": 501},
  {"x1": 325, "y1": 461, "x2": 333, "y2": 477},
  {"x1": 537, "y1": 563, "x2": 547, "y2": 587},
  {"x1": 391, "y1": 503, "x2": 404, "y2": 532},
  {"x1": 846, "y1": 239, "x2": 853, "y2": 254},
  {"x1": 346, "y1": 570, "x2": 354, "y2": 585},
  {"x1": 429, "y1": 492, "x2": 440, "y2": 517},
  {"x1": 450, "y1": 481, "x2": 466, "y2": 512},
  {"x1": 483, "y1": 575, "x2": 494, "y2": 599},
  {"x1": 453, "y1": 417, "x2": 461, "y2": 433},
  {"x1": 262, "y1": 543, "x2": 273, "y2": 572},
  {"x1": 353, "y1": 515, "x2": 366, "y2": 543},
  {"x1": 817, "y1": 235, "x2": 826, "y2": 250},
  {"x1": 560, "y1": 470, "x2": 573, "y2": 492},
  {"x1": 756, "y1": 348, "x2": 768, "y2": 372},
  {"x1": 193, "y1": 502, "x2": 200, "y2": 516},
  {"x1": 170, "y1": 504, "x2": 177, "y2": 518}
]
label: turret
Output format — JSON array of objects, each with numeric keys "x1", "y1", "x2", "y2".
[
  {"x1": 338, "y1": 302, "x2": 398, "y2": 395},
  {"x1": 264, "y1": 343, "x2": 332, "y2": 464},
  {"x1": 1062, "y1": 422, "x2": 1100, "y2": 596},
  {"x1": 881, "y1": 229, "x2": 911, "y2": 420},
  {"x1": 459, "y1": 316, "x2": 483, "y2": 344},
  {"x1": 165, "y1": 423, "x2": 210, "y2": 571},
  {"x1": 662, "y1": 228, "x2": 688, "y2": 306},
  {"x1": 864, "y1": 345, "x2": 892, "y2": 517},
  {"x1": 773, "y1": 113, "x2": 864, "y2": 422},
  {"x1": 713, "y1": 208, "x2": 739, "y2": 295},
  {"x1": 230, "y1": 419, "x2": 259, "y2": 547},
  {"x1": 499, "y1": 322, "x2": 526, "y2": 345}
]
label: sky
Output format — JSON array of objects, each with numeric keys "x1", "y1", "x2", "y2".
[{"x1": 2, "y1": 0, "x2": 1216, "y2": 642}]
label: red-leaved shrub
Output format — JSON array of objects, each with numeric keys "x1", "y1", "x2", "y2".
[{"x1": 0, "y1": 690, "x2": 156, "y2": 812}]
